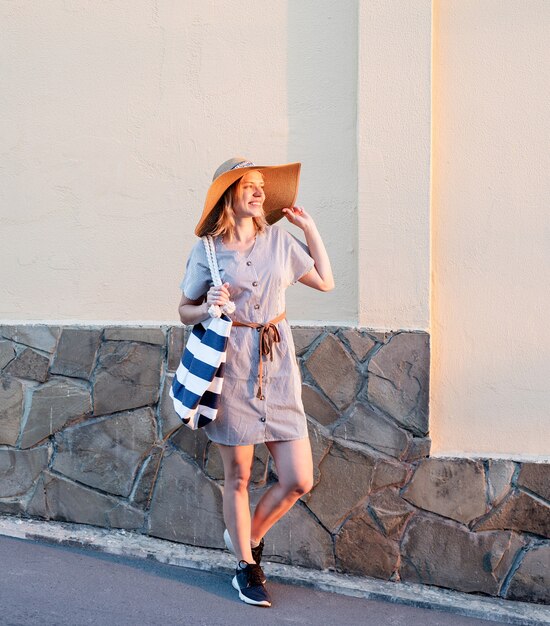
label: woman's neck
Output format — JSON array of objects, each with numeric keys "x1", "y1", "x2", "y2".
[{"x1": 225, "y1": 218, "x2": 256, "y2": 243}]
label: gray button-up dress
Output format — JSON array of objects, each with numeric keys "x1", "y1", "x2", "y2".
[{"x1": 180, "y1": 224, "x2": 314, "y2": 446}]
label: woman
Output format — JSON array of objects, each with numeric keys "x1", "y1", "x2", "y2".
[{"x1": 178, "y1": 157, "x2": 334, "y2": 607}]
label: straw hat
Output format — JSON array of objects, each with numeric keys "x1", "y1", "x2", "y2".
[{"x1": 194, "y1": 157, "x2": 301, "y2": 236}]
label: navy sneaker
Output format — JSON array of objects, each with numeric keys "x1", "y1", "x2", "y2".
[
  {"x1": 224, "y1": 529, "x2": 266, "y2": 576},
  {"x1": 232, "y1": 560, "x2": 271, "y2": 607}
]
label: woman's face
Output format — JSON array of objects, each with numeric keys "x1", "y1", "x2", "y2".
[{"x1": 232, "y1": 170, "x2": 265, "y2": 219}]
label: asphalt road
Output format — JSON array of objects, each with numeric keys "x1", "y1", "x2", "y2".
[{"x1": 0, "y1": 535, "x2": 509, "y2": 626}]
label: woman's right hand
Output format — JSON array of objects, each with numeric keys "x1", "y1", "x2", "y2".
[{"x1": 206, "y1": 282, "x2": 231, "y2": 307}]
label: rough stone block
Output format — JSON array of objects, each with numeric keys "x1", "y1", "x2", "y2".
[
  {"x1": 402, "y1": 458, "x2": 487, "y2": 524},
  {"x1": 0, "y1": 447, "x2": 49, "y2": 498},
  {"x1": 367, "y1": 331, "x2": 393, "y2": 344},
  {"x1": 250, "y1": 443, "x2": 270, "y2": 484},
  {"x1": 403, "y1": 436, "x2": 432, "y2": 461},
  {"x1": 93, "y1": 341, "x2": 162, "y2": 415},
  {"x1": 1, "y1": 325, "x2": 60, "y2": 353},
  {"x1": 0, "y1": 376, "x2": 25, "y2": 445},
  {"x1": 0, "y1": 340, "x2": 16, "y2": 370},
  {"x1": 335, "y1": 508, "x2": 400, "y2": 579},
  {"x1": 507, "y1": 543, "x2": 550, "y2": 604},
  {"x1": 159, "y1": 374, "x2": 183, "y2": 438},
  {"x1": 131, "y1": 446, "x2": 164, "y2": 508},
  {"x1": 262, "y1": 500, "x2": 334, "y2": 570},
  {"x1": 487, "y1": 459, "x2": 515, "y2": 506},
  {"x1": 367, "y1": 332, "x2": 429, "y2": 436},
  {"x1": 341, "y1": 329, "x2": 376, "y2": 361},
  {"x1": 367, "y1": 489, "x2": 415, "y2": 538},
  {"x1": 301, "y1": 383, "x2": 339, "y2": 426},
  {"x1": 148, "y1": 450, "x2": 225, "y2": 548},
  {"x1": 52, "y1": 407, "x2": 157, "y2": 497},
  {"x1": 371, "y1": 458, "x2": 409, "y2": 491},
  {"x1": 305, "y1": 418, "x2": 332, "y2": 492},
  {"x1": 20, "y1": 378, "x2": 92, "y2": 449},
  {"x1": 517, "y1": 463, "x2": 550, "y2": 502},
  {"x1": 204, "y1": 441, "x2": 225, "y2": 480},
  {"x1": 172, "y1": 426, "x2": 209, "y2": 467},
  {"x1": 103, "y1": 327, "x2": 165, "y2": 345},
  {"x1": 27, "y1": 471, "x2": 144, "y2": 530},
  {"x1": 401, "y1": 514, "x2": 525, "y2": 595},
  {"x1": 333, "y1": 403, "x2": 410, "y2": 458},
  {"x1": 306, "y1": 441, "x2": 376, "y2": 531},
  {"x1": 475, "y1": 491, "x2": 550, "y2": 538},
  {"x1": 50, "y1": 328, "x2": 102, "y2": 379},
  {"x1": 0, "y1": 499, "x2": 27, "y2": 515},
  {"x1": 291, "y1": 328, "x2": 322, "y2": 356},
  {"x1": 4, "y1": 347, "x2": 49, "y2": 382},
  {"x1": 167, "y1": 326, "x2": 186, "y2": 371},
  {"x1": 304, "y1": 334, "x2": 360, "y2": 410}
]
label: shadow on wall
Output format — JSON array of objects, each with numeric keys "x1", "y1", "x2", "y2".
[{"x1": 286, "y1": 0, "x2": 358, "y2": 322}]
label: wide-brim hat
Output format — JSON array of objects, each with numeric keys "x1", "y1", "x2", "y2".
[{"x1": 194, "y1": 157, "x2": 301, "y2": 236}]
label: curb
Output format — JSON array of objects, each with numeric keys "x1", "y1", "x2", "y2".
[{"x1": 0, "y1": 515, "x2": 548, "y2": 626}]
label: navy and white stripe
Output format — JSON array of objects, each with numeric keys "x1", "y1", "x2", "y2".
[{"x1": 170, "y1": 313, "x2": 232, "y2": 429}]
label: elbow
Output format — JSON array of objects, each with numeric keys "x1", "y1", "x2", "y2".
[
  {"x1": 319, "y1": 279, "x2": 335, "y2": 292},
  {"x1": 178, "y1": 307, "x2": 188, "y2": 325}
]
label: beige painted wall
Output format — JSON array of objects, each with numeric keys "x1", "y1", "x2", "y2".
[
  {"x1": 357, "y1": 0, "x2": 432, "y2": 331},
  {"x1": 0, "y1": 0, "x2": 357, "y2": 324},
  {"x1": 430, "y1": 0, "x2": 550, "y2": 459},
  {"x1": 2, "y1": 1, "x2": 549, "y2": 459}
]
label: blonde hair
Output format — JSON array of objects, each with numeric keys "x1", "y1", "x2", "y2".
[{"x1": 198, "y1": 178, "x2": 268, "y2": 238}]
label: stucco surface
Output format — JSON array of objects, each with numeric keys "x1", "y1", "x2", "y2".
[
  {"x1": 0, "y1": 0, "x2": 357, "y2": 324},
  {"x1": 2, "y1": 0, "x2": 550, "y2": 460},
  {"x1": 357, "y1": 0, "x2": 432, "y2": 331},
  {"x1": 430, "y1": 0, "x2": 550, "y2": 457}
]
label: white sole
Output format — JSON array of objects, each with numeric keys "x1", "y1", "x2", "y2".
[{"x1": 232, "y1": 575, "x2": 271, "y2": 607}]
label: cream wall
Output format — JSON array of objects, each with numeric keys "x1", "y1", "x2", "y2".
[
  {"x1": 357, "y1": 0, "x2": 432, "y2": 331},
  {"x1": 0, "y1": 0, "x2": 357, "y2": 324},
  {"x1": 2, "y1": 1, "x2": 549, "y2": 459},
  {"x1": 430, "y1": 0, "x2": 550, "y2": 459}
]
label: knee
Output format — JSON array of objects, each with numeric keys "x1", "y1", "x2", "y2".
[
  {"x1": 282, "y1": 476, "x2": 314, "y2": 498},
  {"x1": 225, "y1": 467, "x2": 251, "y2": 494}
]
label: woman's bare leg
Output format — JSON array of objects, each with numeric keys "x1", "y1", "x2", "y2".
[
  {"x1": 217, "y1": 443, "x2": 255, "y2": 563},
  {"x1": 250, "y1": 437, "x2": 314, "y2": 543}
]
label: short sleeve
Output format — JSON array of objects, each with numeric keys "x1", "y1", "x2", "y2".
[
  {"x1": 179, "y1": 239, "x2": 211, "y2": 300},
  {"x1": 285, "y1": 231, "x2": 315, "y2": 286}
]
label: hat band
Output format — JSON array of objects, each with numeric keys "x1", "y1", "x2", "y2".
[{"x1": 231, "y1": 160, "x2": 255, "y2": 170}]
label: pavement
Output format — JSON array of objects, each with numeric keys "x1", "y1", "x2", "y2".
[{"x1": 1, "y1": 516, "x2": 549, "y2": 626}]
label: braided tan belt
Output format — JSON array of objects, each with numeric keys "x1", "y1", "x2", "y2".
[{"x1": 232, "y1": 311, "x2": 286, "y2": 400}]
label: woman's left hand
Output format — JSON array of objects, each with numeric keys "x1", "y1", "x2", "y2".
[{"x1": 282, "y1": 206, "x2": 315, "y2": 231}]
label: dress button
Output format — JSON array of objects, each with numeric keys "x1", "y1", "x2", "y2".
[
  {"x1": 252, "y1": 281, "x2": 258, "y2": 287},
  {"x1": 246, "y1": 261, "x2": 252, "y2": 266},
  {"x1": 254, "y1": 304, "x2": 260, "y2": 310},
  {"x1": 260, "y1": 416, "x2": 266, "y2": 421}
]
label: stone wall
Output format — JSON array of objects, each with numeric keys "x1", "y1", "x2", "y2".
[{"x1": 0, "y1": 324, "x2": 548, "y2": 605}]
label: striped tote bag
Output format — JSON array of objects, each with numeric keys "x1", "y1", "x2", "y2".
[{"x1": 169, "y1": 236, "x2": 233, "y2": 430}]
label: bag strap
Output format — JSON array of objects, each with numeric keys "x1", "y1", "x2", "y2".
[{"x1": 202, "y1": 235, "x2": 222, "y2": 287}]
